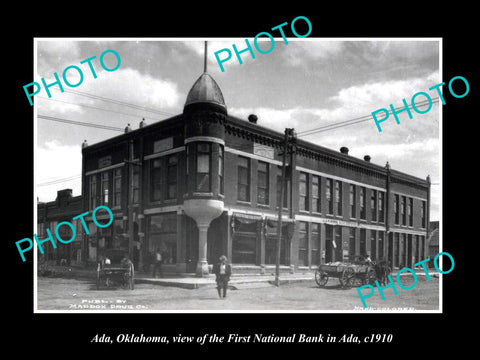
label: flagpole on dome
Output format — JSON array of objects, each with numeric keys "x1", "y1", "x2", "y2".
[{"x1": 204, "y1": 40, "x2": 208, "y2": 73}]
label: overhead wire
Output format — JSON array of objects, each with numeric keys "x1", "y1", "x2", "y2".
[{"x1": 297, "y1": 97, "x2": 440, "y2": 137}]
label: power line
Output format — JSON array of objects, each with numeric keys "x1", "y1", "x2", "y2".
[
  {"x1": 38, "y1": 96, "x2": 165, "y2": 122},
  {"x1": 53, "y1": 88, "x2": 177, "y2": 117},
  {"x1": 38, "y1": 114, "x2": 125, "y2": 132},
  {"x1": 38, "y1": 174, "x2": 81, "y2": 187},
  {"x1": 297, "y1": 97, "x2": 440, "y2": 137}
]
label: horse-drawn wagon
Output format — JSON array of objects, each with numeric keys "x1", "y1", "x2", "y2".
[
  {"x1": 96, "y1": 251, "x2": 135, "y2": 290},
  {"x1": 315, "y1": 259, "x2": 391, "y2": 289}
]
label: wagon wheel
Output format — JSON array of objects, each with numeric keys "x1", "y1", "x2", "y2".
[
  {"x1": 315, "y1": 269, "x2": 329, "y2": 287},
  {"x1": 341, "y1": 267, "x2": 355, "y2": 288}
]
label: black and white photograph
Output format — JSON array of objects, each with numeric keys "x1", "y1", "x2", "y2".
[
  {"x1": 6, "y1": 8, "x2": 473, "y2": 354},
  {"x1": 32, "y1": 37, "x2": 442, "y2": 313}
]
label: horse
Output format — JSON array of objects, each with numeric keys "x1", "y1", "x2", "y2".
[{"x1": 372, "y1": 260, "x2": 392, "y2": 286}]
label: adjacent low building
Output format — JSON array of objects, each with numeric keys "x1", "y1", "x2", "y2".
[
  {"x1": 37, "y1": 189, "x2": 83, "y2": 266},
  {"x1": 76, "y1": 70, "x2": 431, "y2": 276}
]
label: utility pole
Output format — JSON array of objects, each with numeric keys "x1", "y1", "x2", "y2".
[
  {"x1": 125, "y1": 138, "x2": 142, "y2": 262},
  {"x1": 275, "y1": 128, "x2": 295, "y2": 287}
]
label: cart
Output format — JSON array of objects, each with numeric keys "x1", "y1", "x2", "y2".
[
  {"x1": 96, "y1": 260, "x2": 135, "y2": 290},
  {"x1": 315, "y1": 261, "x2": 376, "y2": 289}
]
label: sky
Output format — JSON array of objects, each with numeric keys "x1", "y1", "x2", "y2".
[{"x1": 35, "y1": 38, "x2": 441, "y2": 220}]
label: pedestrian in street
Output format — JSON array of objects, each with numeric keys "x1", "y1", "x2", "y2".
[
  {"x1": 212, "y1": 255, "x2": 232, "y2": 299},
  {"x1": 152, "y1": 248, "x2": 163, "y2": 278}
]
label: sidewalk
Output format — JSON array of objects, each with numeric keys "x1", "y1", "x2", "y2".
[
  {"x1": 38, "y1": 265, "x2": 439, "y2": 290},
  {"x1": 135, "y1": 272, "x2": 316, "y2": 290},
  {"x1": 38, "y1": 264, "x2": 315, "y2": 289}
]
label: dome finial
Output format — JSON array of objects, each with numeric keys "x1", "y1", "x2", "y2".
[{"x1": 204, "y1": 41, "x2": 208, "y2": 73}]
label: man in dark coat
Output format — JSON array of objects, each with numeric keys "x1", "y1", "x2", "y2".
[{"x1": 212, "y1": 255, "x2": 232, "y2": 299}]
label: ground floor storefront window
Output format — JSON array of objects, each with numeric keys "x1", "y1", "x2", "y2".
[
  {"x1": 231, "y1": 214, "x2": 260, "y2": 264},
  {"x1": 148, "y1": 212, "x2": 177, "y2": 264}
]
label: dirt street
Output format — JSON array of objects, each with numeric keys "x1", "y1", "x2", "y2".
[{"x1": 36, "y1": 275, "x2": 440, "y2": 312}]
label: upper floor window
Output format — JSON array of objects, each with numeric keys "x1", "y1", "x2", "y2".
[
  {"x1": 408, "y1": 198, "x2": 413, "y2": 226},
  {"x1": 299, "y1": 172, "x2": 309, "y2": 211},
  {"x1": 196, "y1": 143, "x2": 211, "y2": 192},
  {"x1": 89, "y1": 175, "x2": 97, "y2": 209},
  {"x1": 349, "y1": 184, "x2": 356, "y2": 219},
  {"x1": 113, "y1": 168, "x2": 122, "y2": 207},
  {"x1": 378, "y1": 191, "x2": 385, "y2": 223},
  {"x1": 326, "y1": 178, "x2": 333, "y2": 215},
  {"x1": 394, "y1": 194, "x2": 400, "y2": 224},
  {"x1": 371, "y1": 189, "x2": 377, "y2": 222},
  {"x1": 166, "y1": 154, "x2": 178, "y2": 200},
  {"x1": 237, "y1": 156, "x2": 250, "y2": 201},
  {"x1": 312, "y1": 175, "x2": 320, "y2": 213},
  {"x1": 257, "y1": 161, "x2": 269, "y2": 205},
  {"x1": 360, "y1": 187, "x2": 366, "y2": 220},
  {"x1": 335, "y1": 180, "x2": 342, "y2": 216},
  {"x1": 151, "y1": 159, "x2": 162, "y2": 201},
  {"x1": 101, "y1": 172, "x2": 109, "y2": 205},
  {"x1": 218, "y1": 145, "x2": 224, "y2": 195},
  {"x1": 421, "y1": 200, "x2": 426, "y2": 228}
]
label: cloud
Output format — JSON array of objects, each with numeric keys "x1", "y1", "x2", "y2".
[
  {"x1": 284, "y1": 40, "x2": 345, "y2": 66},
  {"x1": 36, "y1": 140, "x2": 82, "y2": 201},
  {"x1": 36, "y1": 67, "x2": 182, "y2": 117},
  {"x1": 327, "y1": 71, "x2": 441, "y2": 116},
  {"x1": 81, "y1": 67, "x2": 181, "y2": 109}
]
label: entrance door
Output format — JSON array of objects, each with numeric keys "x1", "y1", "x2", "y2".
[{"x1": 265, "y1": 236, "x2": 287, "y2": 265}]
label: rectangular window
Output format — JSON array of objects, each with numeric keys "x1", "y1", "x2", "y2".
[
  {"x1": 196, "y1": 143, "x2": 211, "y2": 192},
  {"x1": 218, "y1": 145, "x2": 224, "y2": 195},
  {"x1": 408, "y1": 198, "x2": 413, "y2": 226},
  {"x1": 421, "y1": 201, "x2": 426, "y2": 228},
  {"x1": 113, "y1": 168, "x2": 122, "y2": 207},
  {"x1": 237, "y1": 156, "x2": 250, "y2": 201},
  {"x1": 312, "y1": 175, "x2": 320, "y2": 213},
  {"x1": 166, "y1": 154, "x2": 177, "y2": 200},
  {"x1": 257, "y1": 161, "x2": 269, "y2": 205},
  {"x1": 311, "y1": 223, "x2": 320, "y2": 266},
  {"x1": 378, "y1": 191, "x2": 385, "y2": 223},
  {"x1": 371, "y1": 189, "x2": 377, "y2": 222},
  {"x1": 89, "y1": 175, "x2": 97, "y2": 209},
  {"x1": 149, "y1": 213, "x2": 177, "y2": 264},
  {"x1": 360, "y1": 187, "x2": 366, "y2": 220},
  {"x1": 349, "y1": 184, "x2": 356, "y2": 219},
  {"x1": 299, "y1": 172, "x2": 309, "y2": 211},
  {"x1": 151, "y1": 159, "x2": 162, "y2": 201},
  {"x1": 101, "y1": 172, "x2": 109, "y2": 205},
  {"x1": 401, "y1": 196, "x2": 406, "y2": 225},
  {"x1": 298, "y1": 221, "x2": 308, "y2": 266},
  {"x1": 326, "y1": 178, "x2": 333, "y2": 215},
  {"x1": 394, "y1": 194, "x2": 400, "y2": 224},
  {"x1": 335, "y1": 180, "x2": 342, "y2": 216}
]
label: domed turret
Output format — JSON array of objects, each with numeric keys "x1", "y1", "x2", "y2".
[{"x1": 184, "y1": 72, "x2": 226, "y2": 110}]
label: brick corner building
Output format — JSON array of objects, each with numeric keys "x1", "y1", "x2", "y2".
[{"x1": 79, "y1": 70, "x2": 431, "y2": 276}]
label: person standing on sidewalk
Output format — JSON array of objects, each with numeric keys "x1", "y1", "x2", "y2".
[
  {"x1": 152, "y1": 248, "x2": 163, "y2": 278},
  {"x1": 212, "y1": 255, "x2": 232, "y2": 299}
]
